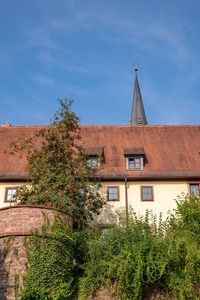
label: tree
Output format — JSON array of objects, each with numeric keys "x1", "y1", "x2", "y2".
[{"x1": 13, "y1": 99, "x2": 105, "y2": 228}]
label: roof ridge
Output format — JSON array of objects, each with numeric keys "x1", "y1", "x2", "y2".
[
  {"x1": 0, "y1": 125, "x2": 47, "y2": 129},
  {"x1": 80, "y1": 124, "x2": 200, "y2": 128},
  {"x1": 1, "y1": 124, "x2": 200, "y2": 129}
]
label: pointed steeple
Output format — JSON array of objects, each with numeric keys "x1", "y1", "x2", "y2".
[{"x1": 130, "y1": 69, "x2": 147, "y2": 125}]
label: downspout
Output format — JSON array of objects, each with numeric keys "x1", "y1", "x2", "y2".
[{"x1": 125, "y1": 177, "x2": 129, "y2": 228}]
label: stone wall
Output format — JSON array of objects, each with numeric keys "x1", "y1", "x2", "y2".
[{"x1": 0, "y1": 205, "x2": 72, "y2": 300}]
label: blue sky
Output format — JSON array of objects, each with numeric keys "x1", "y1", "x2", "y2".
[{"x1": 1, "y1": 0, "x2": 200, "y2": 125}]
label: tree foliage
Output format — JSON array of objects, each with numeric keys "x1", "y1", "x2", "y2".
[{"x1": 13, "y1": 99, "x2": 105, "y2": 227}]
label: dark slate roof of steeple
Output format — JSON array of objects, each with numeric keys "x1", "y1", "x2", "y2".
[{"x1": 130, "y1": 70, "x2": 147, "y2": 125}]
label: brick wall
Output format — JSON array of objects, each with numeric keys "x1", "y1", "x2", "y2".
[{"x1": 0, "y1": 205, "x2": 72, "y2": 300}]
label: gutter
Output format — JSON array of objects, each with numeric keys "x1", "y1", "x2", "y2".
[
  {"x1": 97, "y1": 174, "x2": 200, "y2": 181},
  {"x1": 125, "y1": 177, "x2": 128, "y2": 227},
  {"x1": 1, "y1": 172, "x2": 200, "y2": 182},
  {"x1": 0, "y1": 174, "x2": 28, "y2": 181}
]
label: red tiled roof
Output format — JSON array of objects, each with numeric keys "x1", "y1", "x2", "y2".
[
  {"x1": 123, "y1": 148, "x2": 145, "y2": 155},
  {"x1": 83, "y1": 147, "x2": 104, "y2": 156},
  {"x1": 0, "y1": 125, "x2": 200, "y2": 180}
]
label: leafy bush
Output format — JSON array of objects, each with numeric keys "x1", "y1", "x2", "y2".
[
  {"x1": 79, "y1": 199, "x2": 200, "y2": 300},
  {"x1": 169, "y1": 194, "x2": 200, "y2": 242},
  {"x1": 166, "y1": 194, "x2": 200, "y2": 299}
]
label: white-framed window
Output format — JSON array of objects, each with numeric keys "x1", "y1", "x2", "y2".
[
  {"x1": 87, "y1": 156, "x2": 100, "y2": 170},
  {"x1": 107, "y1": 186, "x2": 119, "y2": 201},
  {"x1": 126, "y1": 157, "x2": 143, "y2": 170},
  {"x1": 189, "y1": 184, "x2": 200, "y2": 197},
  {"x1": 141, "y1": 186, "x2": 154, "y2": 201},
  {"x1": 5, "y1": 188, "x2": 17, "y2": 202}
]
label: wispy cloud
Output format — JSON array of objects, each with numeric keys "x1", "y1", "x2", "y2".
[
  {"x1": 23, "y1": 25, "x2": 61, "y2": 51},
  {"x1": 35, "y1": 74, "x2": 54, "y2": 85},
  {"x1": 17, "y1": 1, "x2": 190, "y2": 72},
  {"x1": 60, "y1": 2, "x2": 190, "y2": 64},
  {"x1": 94, "y1": 12, "x2": 189, "y2": 64}
]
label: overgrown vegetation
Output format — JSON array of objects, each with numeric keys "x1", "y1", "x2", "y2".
[
  {"x1": 22, "y1": 217, "x2": 75, "y2": 300},
  {"x1": 20, "y1": 195, "x2": 200, "y2": 300},
  {"x1": 78, "y1": 196, "x2": 200, "y2": 300}
]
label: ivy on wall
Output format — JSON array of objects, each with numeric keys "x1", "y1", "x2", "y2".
[{"x1": 22, "y1": 217, "x2": 75, "y2": 300}]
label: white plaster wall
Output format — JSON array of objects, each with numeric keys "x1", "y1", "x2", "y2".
[
  {"x1": 101, "y1": 181, "x2": 189, "y2": 222},
  {"x1": 0, "y1": 181, "x2": 189, "y2": 221}
]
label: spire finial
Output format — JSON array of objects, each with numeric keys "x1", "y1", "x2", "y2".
[{"x1": 133, "y1": 57, "x2": 140, "y2": 74}]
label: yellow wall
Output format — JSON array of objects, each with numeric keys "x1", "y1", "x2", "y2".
[
  {"x1": 0, "y1": 181, "x2": 189, "y2": 221},
  {"x1": 100, "y1": 181, "x2": 189, "y2": 222}
]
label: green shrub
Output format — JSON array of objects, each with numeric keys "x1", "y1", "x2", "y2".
[
  {"x1": 78, "y1": 200, "x2": 200, "y2": 300},
  {"x1": 170, "y1": 194, "x2": 200, "y2": 242}
]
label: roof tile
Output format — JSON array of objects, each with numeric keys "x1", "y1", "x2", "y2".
[{"x1": 0, "y1": 125, "x2": 200, "y2": 179}]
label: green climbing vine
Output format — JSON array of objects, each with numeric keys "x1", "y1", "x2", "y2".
[{"x1": 22, "y1": 217, "x2": 76, "y2": 300}]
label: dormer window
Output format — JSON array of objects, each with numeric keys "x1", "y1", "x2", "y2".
[
  {"x1": 126, "y1": 157, "x2": 142, "y2": 170},
  {"x1": 84, "y1": 147, "x2": 104, "y2": 171},
  {"x1": 87, "y1": 156, "x2": 100, "y2": 170},
  {"x1": 124, "y1": 148, "x2": 146, "y2": 171}
]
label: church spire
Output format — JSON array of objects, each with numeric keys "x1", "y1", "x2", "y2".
[{"x1": 130, "y1": 69, "x2": 147, "y2": 125}]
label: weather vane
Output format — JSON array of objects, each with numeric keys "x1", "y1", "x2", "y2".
[{"x1": 133, "y1": 57, "x2": 140, "y2": 73}]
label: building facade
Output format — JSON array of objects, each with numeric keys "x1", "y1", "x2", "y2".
[{"x1": 0, "y1": 71, "x2": 200, "y2": 220}]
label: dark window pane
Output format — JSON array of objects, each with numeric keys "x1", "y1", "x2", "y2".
[
  {"x1": 128, "y1": 157, "x2": 141, "y2": 170},
  {"x1": 190, "y1": 184, "x2": 199, "y2": 196},
  {"x1": 87, "y1": 156, "x2": 99, "y2": 169},
  {"x1": 128, "y1": 158, "x2": 134, "y2": 169},
  {"x1": 142, "y1": 187, "x2": 153, "y2": 201},
  {"x1": 6, "y1": 188, "x2": 17, "y2": 201},
  {"x1": 107, "y1": 187, "x2": 119, "y2": 201},
  {"x1": 134, "y1": 158, "x2": 141, "y2": 168}
]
